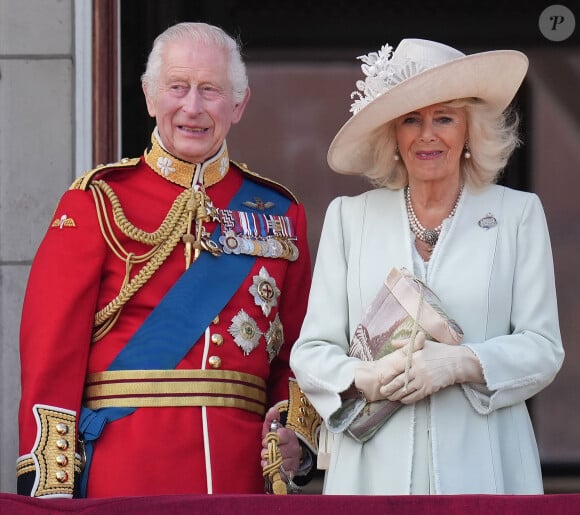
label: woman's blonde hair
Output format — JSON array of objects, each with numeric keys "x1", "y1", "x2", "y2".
[{"x1": 365, "y1": 98, "x2": 521, "y2": 190}]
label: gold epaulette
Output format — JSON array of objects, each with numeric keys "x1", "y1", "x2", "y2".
[
  {"x1": 284, "y1": 378, "x2": 321, "y2": 454},
  {"x1": 69, "y1": 157, "x2": 141, "y2": 191},
  {"x1": 232, "y1": 160, "x2": 299, "y2": 204}
]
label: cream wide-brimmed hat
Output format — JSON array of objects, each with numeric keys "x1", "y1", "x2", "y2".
[{"x1": 327, "y1": 38, "x2": 528, "y2": 175}]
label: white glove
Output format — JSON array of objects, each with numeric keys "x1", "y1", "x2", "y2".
[
  {"x1": 354, "y1": 332, "x2": 425, "y2": 402},
  {"x1": 379, "y1": 340, "x2": 484, "y2": 404}
]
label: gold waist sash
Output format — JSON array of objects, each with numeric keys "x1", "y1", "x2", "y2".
[{"x1": 84, "y1": 369, "x2": 267, "y2": 415}]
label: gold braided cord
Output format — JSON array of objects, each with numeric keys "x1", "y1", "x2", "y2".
[
  {"x1": 92, "y1": 217, "x2": 187, "y2": 338},
  {"x1": 91, "y1": 252, "x2": 134, "y2": 342},
  {"x1": 263, "y1": 430, "x2": 288, "y2": 495},
  {"x1": 92, "y1": 180, "x2": 191, "y2": 245},
  {"x1": 91, "y1": 184, "x2": 161, "y2": 263},
  {"x1": 89, "y1": 180, "x2": 192, "y2": 341}
]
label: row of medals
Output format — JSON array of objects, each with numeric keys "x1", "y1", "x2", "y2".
[
  {"x1": 193, "y1": 190, "x2": 299, "y2": 262},
  {"x1": 220, "y1": 229, "x2": 299, "y2": 261}
]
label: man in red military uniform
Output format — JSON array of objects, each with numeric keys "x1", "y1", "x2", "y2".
[{"x1": 17, "y1": 22, "x2": 319, "y2": 498}]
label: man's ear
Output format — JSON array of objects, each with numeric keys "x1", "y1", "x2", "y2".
[
  {"x1": 231, "y1": 87, "x2": 251, "y2": 124},
  {"x1": 142, "y1": 82, "x2": 156, "y2": 117}
]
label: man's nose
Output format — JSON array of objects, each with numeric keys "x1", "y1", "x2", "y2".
[{"x1": 182, "y1": 89, "x2": 203, "y2": 114}]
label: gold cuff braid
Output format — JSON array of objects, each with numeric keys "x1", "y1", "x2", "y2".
[
  {"x1": 16, "y1": 405, "x2": 80, "y2": 497},
  {"x1": 284, "y1": 378, "x2": 321, "y2": 454}
]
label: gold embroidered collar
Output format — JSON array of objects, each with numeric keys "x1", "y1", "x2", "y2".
[{"x1": 144, "y1": 129, "x2": 230, "y2": 188}]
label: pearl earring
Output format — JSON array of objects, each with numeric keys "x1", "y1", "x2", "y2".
[
  {"x1": 394, "y1": 146, "x2": 400, "y2": 161},
  {"x1": 463, "y1": 143, "x2": 471, "y2": 159}
]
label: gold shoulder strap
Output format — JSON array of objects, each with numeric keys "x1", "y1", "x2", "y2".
[{"x1": 69, "y1": 158, "x2": 140, "y2": 191}]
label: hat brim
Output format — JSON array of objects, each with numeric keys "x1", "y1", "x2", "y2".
[{"x1": 327, "y1": 50, "x2": 528, "y2": 175}]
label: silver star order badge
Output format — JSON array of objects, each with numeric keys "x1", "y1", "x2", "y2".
[
  {"x1": 228, "y1": 309, "x2": 262, "y2": 355},
  {"x1": 249, "y1": 267, "x2": 280, "y2": 317},
  {"x1": 265, "y1": 314, "x2": 284, "y2": 362}
]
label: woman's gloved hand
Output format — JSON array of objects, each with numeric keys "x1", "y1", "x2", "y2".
[
  {"x1": 380, "y1": 340, "x2": 484, "y2": 403},
  {"x1": 354, "y1": 332, "x2": 425, "y2": 402}
]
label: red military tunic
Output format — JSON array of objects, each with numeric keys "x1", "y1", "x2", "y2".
[{"x1": 17, "y1": 133, "x2": 312, "y2": 497}]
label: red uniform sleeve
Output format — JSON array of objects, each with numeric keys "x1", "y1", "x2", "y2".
[{"x1": 18, "y1": 188, "x2": 106, "y2": 495}]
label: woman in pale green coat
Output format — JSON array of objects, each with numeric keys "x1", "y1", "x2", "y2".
[{"x1": 290, "y1": 38, "x2": 564, "y2": 494}]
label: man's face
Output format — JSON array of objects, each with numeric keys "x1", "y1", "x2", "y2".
[{"x1": 144, "y1": 40, "x2": 249, "y2": 163}]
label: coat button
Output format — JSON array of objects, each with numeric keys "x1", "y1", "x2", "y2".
[
  {"x1": 56, "y1": 439, "x2": 69, "y2": 451},
  {"x1": 208, "y1": 355, "x2": 222, "y2": 368},
  {"x1": 55, "y1": 470, "x2": 69, "y2": 483},
  {"x1": 211, "y1": 333, "x2": 224, "y2": 346},
  {"x1": 55, "y1": 423, "x2": 69, "y2": 435},
  {"x1": 55, "y1": 454, "x2": 69, "y2": 467}
]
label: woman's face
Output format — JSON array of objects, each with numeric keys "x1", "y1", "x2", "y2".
[{"x1": 395, "y1": 103, "x2": 467, "y2": 184}]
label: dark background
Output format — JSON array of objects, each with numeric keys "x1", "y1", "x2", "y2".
[{"x1": 116, "y1": 0, "x2": 578, "y2": 192}]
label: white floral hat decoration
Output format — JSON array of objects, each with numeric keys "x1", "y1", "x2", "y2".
[{"x1": 327, "y1": 38, "x2": 529, "y2": 175}]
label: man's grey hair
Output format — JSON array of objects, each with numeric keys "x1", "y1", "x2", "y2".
[{"x1": 141, "y1": 22, "x2": 248, "y2": 103}]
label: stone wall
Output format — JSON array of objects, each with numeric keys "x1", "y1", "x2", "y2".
[{"x1": 0, "y1": 0, "x2": 75, "y2": 494}]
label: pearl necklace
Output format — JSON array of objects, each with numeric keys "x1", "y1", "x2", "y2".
[{"x1": 405, "y1": 185, "x2": 463, "y2": 251}]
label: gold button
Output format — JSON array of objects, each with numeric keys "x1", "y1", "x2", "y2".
[
  {"x1": 211, "y1": 333, "x2": 224, "y2": 346},
  {"x1": 56, "y1": 439, "x2": 69, "y2": 451},
  {"x1": 208, "y1": 356, "x2": 222, "y2": 369},
  {"x1": 55, "y1": 454, "x2": 69, "y2": 467},
  {"x1": 212, "y1": 315, "x2": 220, "y2": 325},
  {"x1": 55, "y1": 470, "x2": 69, "y2": 483},
  {"x1": 55, "y1": 423, "x2": 69, "y2": 435}
]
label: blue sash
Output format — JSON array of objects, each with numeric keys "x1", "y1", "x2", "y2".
[{"x1": 78, "y1": 176, "x2": 291, "y2": 496}]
